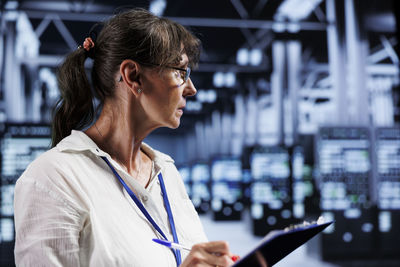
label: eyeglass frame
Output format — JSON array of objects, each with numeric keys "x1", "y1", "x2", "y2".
[{"x1": 118, "y1": 61, "x2": 191, "y2": 86}]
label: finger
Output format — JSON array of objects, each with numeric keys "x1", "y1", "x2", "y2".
[
  {"x1": 190, "y1": 242, "x2": 233, "y2": 267},
  {"x1": 182, "y1": 252, "x2": 210, "y2": 267},
  {"x1": 204, "y1": 253, "x2": 234, "y2": 267},
  {"x1": 200, "y1": 241, "x2": 230, "y2": 254}
]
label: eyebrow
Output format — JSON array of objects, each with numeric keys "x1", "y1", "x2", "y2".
[
  {"x1": 179, "y1": 60, "x2": 189, "y2": 68},
  {"x1": 179, "y1": 55, "x2": 189, "y2": 65}
]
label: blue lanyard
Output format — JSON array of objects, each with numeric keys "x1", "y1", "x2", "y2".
[{"x1": 101, "y1": 156, "x2": 182, "y2": 266}]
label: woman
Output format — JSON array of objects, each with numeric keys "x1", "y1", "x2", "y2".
[{"x1": 14, "y1": 8, "x2": 236, "y2": 267}]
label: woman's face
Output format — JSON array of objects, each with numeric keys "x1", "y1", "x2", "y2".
[{"x1": 139, "y1": 53, "x2": 197, "y2": 129}]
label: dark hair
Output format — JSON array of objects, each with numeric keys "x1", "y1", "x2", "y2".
[{"x1": 51, "y1": 8, "x2": 201, "y2": 147}]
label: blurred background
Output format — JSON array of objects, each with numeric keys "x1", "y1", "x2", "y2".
[{"x1": 0, "y1": 0, "x2": 399, "y2": 266}]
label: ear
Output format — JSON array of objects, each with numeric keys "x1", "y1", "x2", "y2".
[{"x1": 119, "y1": 59, "x2": 142, "y2": 96}]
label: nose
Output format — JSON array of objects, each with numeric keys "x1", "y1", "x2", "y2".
[{"x1": 183, "y1": 78, "x2": 197, "y2": 97}]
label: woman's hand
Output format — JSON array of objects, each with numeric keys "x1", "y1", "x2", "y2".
[{"x1": 180, "y1": 241, "x2": 238, "y2": 267}]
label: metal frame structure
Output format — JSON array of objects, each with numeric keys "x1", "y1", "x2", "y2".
[{"x1": 0, "y1": 0, "x2": 398, "y2": 142}]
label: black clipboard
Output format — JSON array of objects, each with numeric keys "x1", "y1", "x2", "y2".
[{"x1": 233, "y1": 221, "x2": 333, "y2": 267}]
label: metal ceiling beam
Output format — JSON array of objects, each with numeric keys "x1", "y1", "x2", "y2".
[
  {"x1": 231, "y1": 0, "x2": 249, "y2": 19},
  {"x1": 18, "y1": 0, "x2": 108, "y2": 13},
  {"x1": 34, "y1": 14, "x2": 52, "y2": 37},
  {"x1": 22, "y1": 10, "x2": 111, "y2": 22},
  {"x1": 380, "y1": 35, "x2": 399, "y2": 65},
  {"x1": 313, "y1": 5, "x2": 326, "y2": 22},
  {"x1": 230, "y1": 0, "x2": 257, "y2": 45},
  {"x1": 252, "y1": 0, "x2": 269, "y2": 18},
  {"x1": 22, "y1": 10, "x2": 328, "y2": 30},
  {"x1": 51, "y1": 14, "x2": 77, "y2": 50},
  {"x1": 163, "y1": 17, "x2": 327, "y2": 31}
]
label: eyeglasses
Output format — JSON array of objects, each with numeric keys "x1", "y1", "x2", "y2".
[
  {"x1": 168, "y1": 65, "x2": 191, "y2": 86},
  {"x1": 140, "y1": 62, "x2": 191, "y2": 86},
  {"x1": 118, "y1": 62, "x2": 191, "y2": 86}
]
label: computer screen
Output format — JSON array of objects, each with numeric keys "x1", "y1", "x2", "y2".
[
  {"x1": 191, "y1": 163, "x2": 211, "y2": 204},
  {"x1": 316, "y1": 127, "x2": 371, "y2": 211},
  {"x1": 376, "y1": 127, "x2": 400, "y2": 211},
  {"x1": 250, "y1": 146, "x2": 290, "y2": 208},
  {"x1": 211, "y1": 157, "x2": 242, "y2": 204},
  {"x1": 177, "y1": 165, "x2": 191, "y2": 197},
  {"x1": 192, "y1": 163, "x2": 210, "y2": 183},
  {"x1": 292, "y1": 146, "x2": 315, "y2": 218},
  {"x1": 0, "y1": 123, "x2": 51, "y2": 243}
]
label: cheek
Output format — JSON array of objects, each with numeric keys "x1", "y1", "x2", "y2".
[
  {"x1": 165, "y1": 90, "x2": 181, "y2": 110},
  {"x1": 141, "y1": 95, "x2": 164, "y2": 120},
  {"x1": 143, "y1": 84, "x2": 182, "y2": 120},
  {"x1": 146, "y1": 94, "x2": 174, "y2": 121}
]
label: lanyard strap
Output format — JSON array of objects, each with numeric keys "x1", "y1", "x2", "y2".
[
  {"x1": 101, "y1": 156, "x2": 182, "y2": 266},
  {"x1": 158, "y1": 171, "x2": 182, "y2": 265}
]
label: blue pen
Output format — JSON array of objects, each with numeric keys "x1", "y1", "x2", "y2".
[
  {"x1": 152, "y1": 238, "x2": 240, "y2": 262},
  {"x1": 152, "y1": 238, "x2": 191, "y2": 251}
]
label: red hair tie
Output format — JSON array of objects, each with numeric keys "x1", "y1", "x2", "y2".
[{"x1": 83, "y1": 37, "x2": 94, "y2": 51}]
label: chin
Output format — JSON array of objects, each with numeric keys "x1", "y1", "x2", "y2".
[
  {"x1": 165, "y1": 118, "x2": 181, "y2": 129},
  {"x1": 170, "y1": 121, "x2": 181, "y2": 129}
]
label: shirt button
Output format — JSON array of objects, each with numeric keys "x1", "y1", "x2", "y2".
[
  {"x1": 142, "y1": 196, "x2": 148, "y2": 202},
  {"x1": 96, "y1": 149, "x2": 99, "y2": 152}
]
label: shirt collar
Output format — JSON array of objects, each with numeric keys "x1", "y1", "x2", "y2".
[{"x1": 56, "y1": 130, "x2": 174, "y2": 165}]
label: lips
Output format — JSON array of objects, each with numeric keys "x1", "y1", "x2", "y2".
[
  {"x1": 178, "y1": 102, "x2": 186, "y2": 110},
  {"x1": 177, "y1": 105, "x2": 185, "y2": 115}
]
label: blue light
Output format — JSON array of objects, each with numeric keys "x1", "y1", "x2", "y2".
[
  {"x1": 225, "y1": 72, "x2": 236, "y2": 87},
  {"x1": 149, "y1": 0, "x2": 166, "y2": 16},
  {"x1": 213, "y1": 72, "x2": 225, "y2": 87},
  {"x1": 249, "y1": 49, "x2": 263, "y2": 66},
  {"x1": 236, "y1": 48, "x2": 249, "y2": 66}
]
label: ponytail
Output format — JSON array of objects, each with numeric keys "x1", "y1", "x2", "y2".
[{"x1": 51, "y1": 48, "x2": 94, "y2": 147}]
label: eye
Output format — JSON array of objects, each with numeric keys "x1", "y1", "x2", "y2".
[
  {"x1": 179, "y1": 70, "x2": 186, "y2": 80},
  {"x1": 173, "y1": 69, "x2": 181, "y2": 79}
]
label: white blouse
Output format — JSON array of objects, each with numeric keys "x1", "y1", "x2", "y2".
[{"x1": 14, "y1": 130, "x2": 207, "y2": 267}]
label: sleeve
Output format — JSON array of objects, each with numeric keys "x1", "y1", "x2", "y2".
[{"x1": 14, "y1": 177, "x2": 85, "y2": 267}]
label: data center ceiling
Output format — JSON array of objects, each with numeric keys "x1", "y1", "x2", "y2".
[{"x1": 0, "y1": 0, "x2": 397, "y2": 134}]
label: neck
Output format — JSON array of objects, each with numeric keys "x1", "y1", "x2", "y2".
[{"x1": 86, "y1": 98, "x2": 156, "y2": 177}]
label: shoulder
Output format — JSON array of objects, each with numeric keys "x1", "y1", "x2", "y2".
[
  {"x1": 15, "y1": 147, "x2": 85, "y2": 214},
  {"x1": 19, "y1": 130, "x2": 100, "y2": 184},
  {"x1": 19, "y1": 145, "x2": 89, "y2": 184},
  {"x1": 20, "y1": 146, "x2": 68, "y2": 181},
  {"x1": 17, "y1": 148, "x2": 72, "y2": 200},
  {"x1": 16, "y1": 132, "x2": 99, "y2": 204}
]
